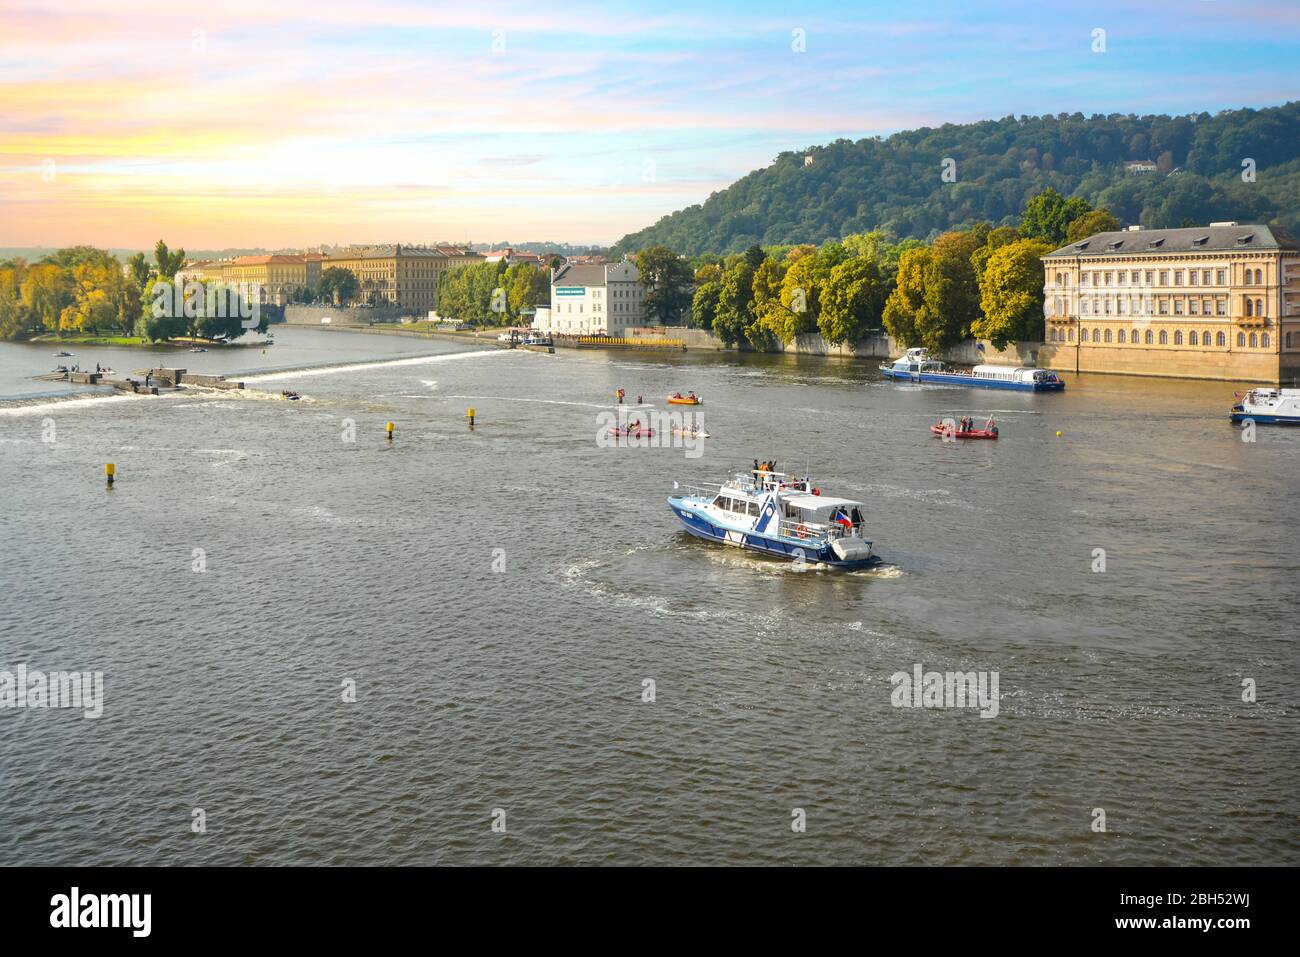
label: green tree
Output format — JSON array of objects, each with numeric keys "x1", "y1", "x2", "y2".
[
  {"x1": 20, "y1": 264, "x2": 73, "y2": 334},
  {"x1": 819, "y1": 256, "x2": 886, "y2": 344},
  {"x1": 915, "y1": 229, "x2": 983, "y2": 352},
  {"x1": 153, "y1": 240, "x2": 186, "y2": 280},
  {"x1": 504, "y1": 262, "x2": 549, "y2": 320},
  {"x1": 318, "y1": 266, "x2": 359, "y2": 305},
  {"x1": 1019, "y1": 188, "x2": 1092, "y2": 247},
  {"x1": 690, "y1": 280, "x2": 721, "y2": 330},
  {"x1": 127, "y1": 252, "x2": 152, "y2": 289},
  {"x1": 635, "y1": 246, "x2": 694, "y2": 325},
  {"x1": 1066, "y1": 208, "x2": 1121, "y2": 243},
  {"x1": 713, "y1": 247, "x2": 764, "y2": 345},
  {"x1": 972, "y1": 239, "x2": 1054, "y2": 348},
  {"x1": 882, "y1": 247, "x2": 931, "y2": 347}
]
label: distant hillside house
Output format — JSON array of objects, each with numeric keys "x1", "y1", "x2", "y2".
[
  {"x1": 536, "y1": 261, "x2": 642, "y2": 336},
  {"x1": 1124, "y1": 160, "x2": 1158, "y2": 174},
  {"x1": 1040, "y1": 223, "x2": 1300, "y2": 383}
]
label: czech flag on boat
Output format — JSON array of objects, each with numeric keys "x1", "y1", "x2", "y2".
[{"x1": 833, "y1": 509, "x2": 853, "y2": 529}]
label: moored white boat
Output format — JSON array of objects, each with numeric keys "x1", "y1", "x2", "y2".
[
  {"x1": 880, "y1": 347, "x2": 1064, "y2": 392},
  {"x1": 668, "y1": 468, "x2": 877, "y2": 569},
  {"x1": 1231, "y1": 388, "x2": 1300, "y2": 425}
]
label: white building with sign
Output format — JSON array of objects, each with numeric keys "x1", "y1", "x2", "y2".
[{"x1": 534, "y1": 261, "x2": 644, "y2": 335}]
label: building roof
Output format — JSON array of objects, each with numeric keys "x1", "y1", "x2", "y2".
[
  {"x1": 328, "y1": 244, "x2": 448, "y2": 260},
  {"x1": 1043, "y1": 224, "x2": 1300, "y2": 259},
  {"x1": 552, "y1": 263, "x2": 610, "y2": 285},
  {"x1": 232, "y1": 254, "x2": 306, "y2": 265}
]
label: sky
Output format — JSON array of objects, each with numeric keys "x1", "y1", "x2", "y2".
[{"x1": 1, "y1": 0, "x2": 1298, "y2": 250}]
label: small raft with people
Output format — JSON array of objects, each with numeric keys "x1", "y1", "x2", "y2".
[
  {"x1": 281, "y1": 390, "x2": 302, "y2": 401},
  {"x1": 931, "y1": 416, "x2": 999, "y2": 439},
  {"x1": 667, "y1": 391, "x2": 701, "y2": 405},
  {"x1": 609, "y1": 424, "x2": 654, "y2": 438},
  {"x1": 672, "y1": 427, "x2": 710, "y2": 439}
]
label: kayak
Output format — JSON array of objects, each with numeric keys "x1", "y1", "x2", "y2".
[
  {"x1": 671, "y1": 428, "x2": 710, "y2": 438},
  {"x1": 667, "y1": 395, "x2": 701, "y2": 405},
  {"x1": 931, "y1": 425, "x2": 998, "y2": 439},
  {"x1": 610, "y1": 427, "x2": 654, "y2": 438}
]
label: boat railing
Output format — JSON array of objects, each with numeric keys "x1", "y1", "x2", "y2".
[
  {"x1": 673, "y1": 481, "x2": 720, "y2": 499},
  {"x1": 776, "y1": 518, "x2": 833, "y2": 543}
]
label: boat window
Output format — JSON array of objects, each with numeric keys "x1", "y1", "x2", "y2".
[{"x1": 748, "y1": 501, "x2": 760, "y2": 516}]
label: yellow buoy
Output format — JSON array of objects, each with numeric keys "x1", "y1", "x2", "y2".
[
  {"x1": 1055, "y1": 430, "x2": 1062, "y2": 437},
  {"x1": 467, "y1": 407, "x2": 476, "y2": 428},
  {"x1": 386, "y1": 421, "x2": 395, "y2": 438},
  {"x1": 105, "y1": 462, "x2": 115, "y2": 485}
]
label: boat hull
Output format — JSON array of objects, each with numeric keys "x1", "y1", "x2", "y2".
[
  {"x1": 880, "y1": 367, "x2": 1063, "y2": 392},
  {"x1": 667, "y1": 397, "x2": 701, "y2": 405},
  {"x1": 930, "y1": 426, "x2": 997, "y2": 439},
  {"x1": 668, "y1": 497, "x2": 880, "y2": 569},
  {"x1": 1231, "y1": 408, "x2": 1300, "y2": 425}
]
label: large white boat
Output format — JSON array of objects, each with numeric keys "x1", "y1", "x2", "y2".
[
  {"x1": 668, "y1": 469, "x2": 878, "y2": 569},
  {"x1": 1231, "y1": 388, "x2": 1300, "y2": 425},
  {"x1": 880, "y1": 347, "x2": 1065, "y2": 392}
]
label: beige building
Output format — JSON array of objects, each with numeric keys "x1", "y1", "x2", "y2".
[
  {"x1": 227, "y1": 255, "x2": 310, "y2": 305},
  {"x1": 323, "y1": 244, "x2": 482, "y2": 312},
  {"x1": 1040, "y1": 223, "x2": 1300, "y2": 383}
]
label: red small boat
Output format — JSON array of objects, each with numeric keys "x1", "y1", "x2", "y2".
[
  {"x1": 931, "y1": 424, "x2": 998, "y2": 439},
  {"x1": 610, "y1": 426, "x2": 654, "y2": 438}
]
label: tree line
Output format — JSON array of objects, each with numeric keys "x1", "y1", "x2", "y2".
[
  {"x1": 631, "y1": 188, "x2": 1119, "y2": 351},
  {"x1": 0, "y1": 240, "x2": 267, "y2": 342}
]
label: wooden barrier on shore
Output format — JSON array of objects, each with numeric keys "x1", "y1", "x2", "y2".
[{"x1": 572, "y1": 336, "x2": 685, "y2": 350}]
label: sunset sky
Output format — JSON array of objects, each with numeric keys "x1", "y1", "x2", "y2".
[{"x1": 2, "y1": 0, "x2": 1298, "y2": 249}]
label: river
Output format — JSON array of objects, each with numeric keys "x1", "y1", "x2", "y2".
[{"x1": 1, "y1": 326, "x2": 1296, "y2": 865}]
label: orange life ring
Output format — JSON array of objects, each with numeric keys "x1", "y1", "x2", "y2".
[{"x1": 796, "y1": 524, "x2": 810, "y2": 540}]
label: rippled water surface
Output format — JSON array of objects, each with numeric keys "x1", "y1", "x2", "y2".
[{"x1": 1, "y1": 327, "x2": 1296, "y2": 865}]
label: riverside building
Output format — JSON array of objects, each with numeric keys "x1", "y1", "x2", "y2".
[
  {"x1": 537, "y1": 261, "x2": 643, "y2": 336},
  {"x1": 1041, "y1": 223, "x2": 1300, "y2": 383}
]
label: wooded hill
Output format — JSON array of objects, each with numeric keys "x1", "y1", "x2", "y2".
[{"x1": 613, "y1": 102, "x2": 1300, "y2": 256}]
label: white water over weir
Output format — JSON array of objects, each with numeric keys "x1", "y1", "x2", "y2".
[{"x1": 242, "y1": 349, "x2": 518, "y2": 383}]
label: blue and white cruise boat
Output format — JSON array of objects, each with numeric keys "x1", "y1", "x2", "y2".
[
  {"x1": 880, "y1": 347, "x2": 1065, "y2": 392},
  {"x1": 668, "y1": 469, "x2": 879, "y2": 569},
  {"x1": 1231, "y1": 388, "x2": 1300, "y2": 425}
]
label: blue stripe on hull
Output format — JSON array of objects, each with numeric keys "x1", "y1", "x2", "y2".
[
  {"x1": 880, "y1": 368, "x2": 1063, "y2": 391},
  {"x1": 668, "y1": 498, "x2": 880, "y2": 569},
  {"x1": 1231, "y1": 412, "x2": 1300, "y2": 425}
]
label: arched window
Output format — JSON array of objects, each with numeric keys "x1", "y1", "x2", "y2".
[
  {"x1": 1249, "y1": 332, "x2": 1258, "y2": 347},
  {"x1": 1203, "y1": 330, "x2": 1211, "y2": 347},
  {"x1": 1104, "y1": 329, "x2": 1112, "y2": 342},
  {"x1": 1145, "y1": 330, "x2": 1154, "y2": 344},
  {"x1": 1118, "y1": 329, "x2": 1127, "y2": 344},
  {"x1": 1217, "y1": 331, "x2": 1226, "y2": 346},
  {"x1": 1049, "y1": 328, "x2": 1057, "y2": 342},
  {"x1": 1189, "y1": 331, "x2": 1198, "y2": 345},
  {"x1": 1262, "y1": 333, "x2": 1270, "y2": 348},
  {"x1": 1174, "y1": 331, "x2": 1183, "y2": 345},
  {"x1": 1244, "y1": 270, "x2": 1252, "y2": 285},
  {"x1": 1255, "y1": 268, "x2": 1263, "y2": 284},
  {"x1": 1079, "y1": 328, "x2": 1088, "y2": 342},
  {"x1": 1068, "y1": 328, "x2": 1075, "y2": 342},
  {"x1": 1093, "y1": 329, "x2": 1101, "y2": 342},
  {"x1": 1159, "y1": 330, "x2": 1168, "y2": 345},
  {"x1": 1256, "y1": 298, "x2": 1264, "y2": 317},
  {"x1": 1246, "y1": 299, "x2": 1253, "y2": 317},
  {"x1": 1287, "y1": 332, "x2": 1293, "y2": 349},
  {"x1": 1131, "y1": 329, "x2": 1139, "y2": 343},
  {"x1": 1237, "y1": 332, "x2": 1246, "y2": 347}
]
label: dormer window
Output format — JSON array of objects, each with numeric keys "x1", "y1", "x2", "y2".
[
  {"x1": 1107, "y1": 240, "x2": 1123, "y2": 250},
  {"x1": 1073, "y1": 241, "x2": 1089, "y2": 251},
  {"x1": 1148, "y1": 238, "x2": 1164, "y2": 249},
  {"x1": 1192, "y1": 236, "x2": 1208, "y2": 246},
  {"x1": 1236, "y1": 234, "x2": 1253, "y2": 245}
]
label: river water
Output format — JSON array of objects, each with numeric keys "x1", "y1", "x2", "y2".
[{"x1": 1, "y1": 327, "x2": 1296, "y2": 865}]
